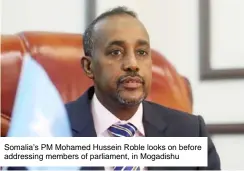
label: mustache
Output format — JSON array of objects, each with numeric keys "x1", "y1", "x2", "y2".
[{"x1": 117, "y1": 72, "x2": 145, "y2": 85}]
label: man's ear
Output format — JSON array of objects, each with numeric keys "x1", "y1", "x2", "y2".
[{"x1": 81, "y1": 56, "x2": 94, "y2": 79}]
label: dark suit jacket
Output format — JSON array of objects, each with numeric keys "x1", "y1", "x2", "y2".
[
  {"x1": 65, "y1": 87, "x2": 221, "y2": 170},
  {"x1": 8, "y1": 87, "x2": 221, "y2": 170}
]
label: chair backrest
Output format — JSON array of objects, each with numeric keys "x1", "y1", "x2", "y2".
[{"x1": 1, "y1": 31, "x2": 192, "y2": 137}]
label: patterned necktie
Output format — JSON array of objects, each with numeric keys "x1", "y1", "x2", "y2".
[{"x1": 108, "y1": 123, "x2": 140, "y2": 171}]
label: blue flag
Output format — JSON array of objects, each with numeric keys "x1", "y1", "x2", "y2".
[{"x1": 7, "y1": 54, "x2": 78, "y2": 170}]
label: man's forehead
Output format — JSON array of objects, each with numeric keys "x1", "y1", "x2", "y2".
[{"x1": 93, "y1": 15, "x2": 149, "y2": 44}]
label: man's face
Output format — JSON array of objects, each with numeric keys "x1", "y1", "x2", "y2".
[{"x1": 87, "y1": 14, "x2": 152, "y2": 106}]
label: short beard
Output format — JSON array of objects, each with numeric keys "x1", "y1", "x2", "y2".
[{"x1": 116, "y1": 90, "x2": 146, "y2": 107}]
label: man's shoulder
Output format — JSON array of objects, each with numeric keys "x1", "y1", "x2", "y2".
[
  {"x1": 65, "y1": 99, "x2": 77, "y2": 109},
  {"x1": 65, "y1": 86, "x2": 96, "y2": 113},
  {"x1": 65, "y1": 99, "x2": 77, "y2": 112},
  {"x1": 144, "y1": 101, "x2": 203, "y2": 136},
  {"x1": 64, "y1": 95, "x2": 85, "y2": 115},
  {"x1": 145, "y1": 100, "x2": 199, "y2": 121}
]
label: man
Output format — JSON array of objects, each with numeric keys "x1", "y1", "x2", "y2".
[{"x1": 66, "y1": 6, "x2": 221, "y2": 170}]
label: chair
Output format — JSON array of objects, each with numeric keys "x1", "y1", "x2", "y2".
[{"x1": 1, "y1": 31, "x2": 192, "y2": 137}]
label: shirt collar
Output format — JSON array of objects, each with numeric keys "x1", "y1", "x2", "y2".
[{"x1": 91, "y1": 93, "x2": 144, "y2": 136}]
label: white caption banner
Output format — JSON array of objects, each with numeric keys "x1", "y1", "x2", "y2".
[{"x1": 0, "y1": 137, "x2": 207, "y2": 167}]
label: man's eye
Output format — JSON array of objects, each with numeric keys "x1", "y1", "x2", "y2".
[
  {"x1": 110, "y1": 50, "x2": 122, "y2": 56},
  {"x1": 137, "y1": 50, "x2": 148, "y2": 56}
]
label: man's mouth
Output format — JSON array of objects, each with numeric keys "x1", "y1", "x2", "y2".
[{"x1": 119, "y1": 76, "x2": 143, "y2": 89}]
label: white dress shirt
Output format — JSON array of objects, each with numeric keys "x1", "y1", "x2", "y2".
[{"x1": 91, "y1": 93, "x2": 145, "y2": 171}]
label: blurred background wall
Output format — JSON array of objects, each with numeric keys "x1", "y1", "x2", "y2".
[{"x1": 1, "y1": 0, "x2": 244, "y2": 169}]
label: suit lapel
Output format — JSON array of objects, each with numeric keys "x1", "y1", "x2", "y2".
[
  {"x1": 142, "y1": 101, "x2": 171, "y2": 171},
  {"x1": 142, "y1": 101, "x2": 168, "y2": 137}
]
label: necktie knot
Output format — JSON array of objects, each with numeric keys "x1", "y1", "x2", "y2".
[{"x1": 108, "y1": 123, "x2": 137, "y2": 137}]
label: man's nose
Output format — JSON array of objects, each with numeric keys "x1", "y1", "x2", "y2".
[{"x1": 122, "y1": 55, "x2": 139, "y2": 72}]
